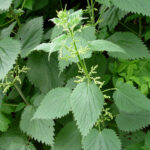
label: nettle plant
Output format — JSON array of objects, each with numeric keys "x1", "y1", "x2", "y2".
[{"x1": 1, "y1": 0, "x2": 150, "y2": 150}]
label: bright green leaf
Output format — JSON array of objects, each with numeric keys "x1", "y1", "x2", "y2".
[
  {"x1": 71, "y1": 82, "x2": 104, "y2": 136},
  {"x1": 33, "y1": 87, "x2": 71, "y2": 119},
  {"x1": 20, "y1": 105, "x2": 54, "y2": 146},
  {"x1": 113, "y1": 82, "x2": 150, "y2": 113},
  {"x1": 0, "y1": 38, "x2": 21, "y2": 80},
  {"x1": 17, "y1": 17, "x2": 43, "y2": 57},
  {"x1": 83, "y1": 129, "x2": 121, "y2": 150},
  {"x1": 0, "y1": 0, "x2": 12, "y2": 10}
]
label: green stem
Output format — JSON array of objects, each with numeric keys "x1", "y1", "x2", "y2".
[
  {"x1": 87, "y1": 0, "x2": 92, "y2": 18},
  {"x1": 102, "y1": 88, "x2": 117, "y2": 93},
  {"x1": 139, "y1": 17, "x2": 142, "y2": 38},
  {"x1": 91, "y1": 0, "x2": 95, "y2": 25},
  {"x1": 14, "y1": 84, "x2": 29, "y2": 105},
  {"x1": 15, "y1": 16, "x2": 21, "y2": 28},
  {"x1": 69, "y1": 28, "x2": 91, "y2": 83},
  {"x1": 2, "y1": 103, "x2": 18, "y2": 107},
  {"x1": 21, "y1": 0, "x2": 27, "y2": 9},
  {"x1": 119, "y1": 22, "x2": 138, "y2": 36},
  {"x1": 0, "y1": 19, "x2": 15, "y2": 28}
]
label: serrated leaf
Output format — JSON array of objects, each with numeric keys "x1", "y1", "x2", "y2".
[
  {"x1": 111, "y1": 0, "x2": 150, "y2": 17},
  {"x1": 88, "y1": 39, "x2": 127, "y2": 54},
  {"x1": 31, "y1": 43, "x2": 51, "y2": 53},
  {"x1": 16, "y1": 17, "x2": 43, "y2": 57},
  {"x1": 0, "y1": 112, "x2": 10, "y2": 132},
  {"x1": 107, "y1": 32, "x2": 150, "y2": 59},
  {"x1": 27, "y1": 52, "x2": 64, "y2": 93},
  {"x1": 116, "y1": 111, "x2": 150, "y2": 132},
  {"x1": 0, "y1": 38, "x2": 21, "y2": 80},
  {"x1": 113, "y1": 82, "x2": 150, "y2": 113},
  {"x1": 100, "y1": 6, "x2": 127, "y2": 31},
  {"x1": 0, "y1": 0, "x2": 12, "y2": 10},
  {"x1": 83, "y1": 129, "x2": 121, "y2": 150},
  {"x1": 119, "y1": 131, "x2": 145, "y2": 148},
  {"x1": 71, "y1": 82, "x2": 104, "y2": 136},
  {"x1": 96, "y1": 0, "x2": 112, "y2": 7},
  {"x1": 33, "y1": 87, "x2": 71, "y2": 119},
  {"x1": 0, "y1": 22, "x2": 16, "y2": 38},
  {"x1": 0, "y1": 127, "x2": 36, "y2": 150},
  {"x1": 52, "y1": 122, "x2": 82, "y2": 150},
  {"x1": 20, "y1": 105, "x2": 54, "y2": 146}
]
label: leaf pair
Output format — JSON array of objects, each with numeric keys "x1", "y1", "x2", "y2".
[{"x1": 33, "y1": 82, "x2": 104, "y2": 136}]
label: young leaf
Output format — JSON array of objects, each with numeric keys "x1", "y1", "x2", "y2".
[
  {"x1": 111, "y1": 0, "x2": 150, "y2": 17},
  {"x1": 116, "y1": 111, "x2": 150, "y2": 132},
  {"x1": 16, "y1": 17, "x2": 43, "y2": 57},
  {"x1": 0, "y1": 0, "x2": 12, "y2": 10},
  {"x1": 0, "y1": 38, "x2": 21, "y2": 80},
  {"x1": 33, "y1": 87, "x2": 71, "y2": 119},
  {"x1": 27, "y1": 52, "x2": 64, "y2": 93},
  {"x1": 83, "y1": 129, "x2": 121, "y2": 150},
  {"x1": 113, "y1": 82, "x2": 150, "y2": 113},
  {"x1": 52, "y1": 122, "x2": 82, "y2": 150},
  {"x1": 71, "y1": 82, "x2": 104, "y2": 136},
  {"x1": 20, "y1": 105, "x2": 54, "y2": 146}
]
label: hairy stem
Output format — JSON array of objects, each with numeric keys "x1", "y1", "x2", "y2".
[
  {"x1": 14, "y1": 84, "x2": 29, "y2": 105},
  {"x1": 91, "y1": 0, "x2": 95, "y2": 25},
  {"x1": 102, "y1": 88, "x2": 117, "y2": 93},
  {"x1": 69, "y1": 28, "x2": 91, "y2": 83}
]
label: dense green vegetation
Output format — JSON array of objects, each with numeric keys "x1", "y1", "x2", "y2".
[{"x1": 1, "y1": 0, "x2": 150, "y2": 149}]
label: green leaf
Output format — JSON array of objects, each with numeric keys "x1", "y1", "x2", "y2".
[
  {"x1": 89, "y1": 39, "x2": 127, "y2": 54},
  {"x1": 119, "y1": 131, "x2": 145, "y2": 148},
  {"x1": 0, "y1": 112, "x2": 10, "y2": 132},
  {"x1": 0, "y1": 127, "x2": 36, "y2": 150},
  {"x1": 145, "y1": 131, "x2": 150, "y2": 147},
  {"x1": 0, "y1": 0, "x2": 12, "y2": 10},
  {"x1": 52, "y1": 122, "x2": 82, "y2": 150},
  {"x1": 20, "y1": 105, "x2": 54, "y2": 146},
  {"x1": 33, "y1": 87, "x2": 71, "y2": 119},
  {"x1": 111, "y1": 0, "x2": 150, "y2": 17},
  {"x1": 17, "y1": 17, "x2": 43, "y2": 57},
  {"x1": 107, "y1": 32, "x2": 150, "y2": 59},
  {"x1": 31, "y1": 43, "x2": 51, "y2": 53},
  {"x1": 83, "y1": 129, "x2": 121, "y2": 150},
  {"x1": 100, "y1": 6, "x2": 127, "y2": 31},
  {"x1": 0, "y1": 22, "x2": 16, "y2": 38},
  {"x1": 50, "y1": 25, "x2": 63, "y2": 40},
  {"x1": 71, "y1": 82, "x2": 104, "y2": 136},
  {"x1": 0, "y1": 38, "x2": 21, "y2": 80},
  {"x1": 96, "y1": 0, "x2": 112, "y2": 7},
  {"x1": 24, "y1": 0, "x2": 33, "y2": 10},
  {"x1": 116, "y1": 111, "x2": 150, "y2": 132},
  {"x1": 27, "y1": 52, "x2": 64, "y2": 93},
  {"x1": 113, "y1": 82, "x2": 150, "y2": 113}
]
